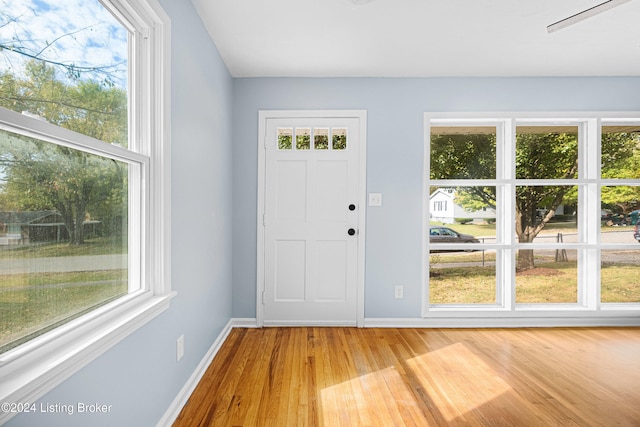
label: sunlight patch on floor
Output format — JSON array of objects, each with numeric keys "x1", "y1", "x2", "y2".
[
  {"x1": 406, "y1": 342, "x2": 512, "y2": 421},
  {"x1": 319, "y1": 365, "x2": 429, "y2": 425},
  {"x1": 319, "y1": 342, "x2": 513, "y2": 424}
]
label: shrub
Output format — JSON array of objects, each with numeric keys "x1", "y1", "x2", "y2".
[{"x1": 455, "y1": 218, "x2": 473, "y2": 224}]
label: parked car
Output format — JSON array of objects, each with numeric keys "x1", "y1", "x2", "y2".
[
  {"x1": 429, "y1": 226, "x2": 480, "y2": 252},
  {"x1": 604, "y1": 213, "x2": 629, "y2": 226},
  {"x1": 634, "y1": 219, "x2": 640, "y2": 243}
]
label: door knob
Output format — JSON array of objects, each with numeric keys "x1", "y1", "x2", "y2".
[
  {"x1": 348, "y1": 228, "x2": 356, "y2": 236},
  {"x1": 348, "y1": 204, "x2": 356, "y2": 211}
]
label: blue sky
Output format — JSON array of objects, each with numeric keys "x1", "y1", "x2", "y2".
[{"x1": 0, "y1": 0, "x2": 128, "y2": 88}]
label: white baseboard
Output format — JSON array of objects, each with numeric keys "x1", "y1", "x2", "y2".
[
  {"x1": 230, "y1": 318, "x2": 259, "y2": 328},
  {"x1": 157, "y1": 318, "x2": 256, "y2": 426}
]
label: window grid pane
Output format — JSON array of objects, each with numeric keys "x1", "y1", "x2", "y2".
[
  {"x1": 295, "y1": 128, "x2": 311, "y2": 150},
  {"x1": 314, "y1": 128, "x2": 329, "y2": 150},
  {"x1": 429, "y1": 251, "x2": 496, "y2": 304},
  {"x1": 332, "y1": 128, "x2": 347, "y2": 150},
  {"x1": 277, "y1": 128, "x2": 293, "y2": 150},
  {"x1": 515, "y1": 249, "x2": 578, "y2": 303},
  {"x1": 601, "y1": 250, "x2": 640, "y2": 303},
  {"x1": 0, "y1": 0, "x2": 129, "y2": 148},
  {"x1": 0, "y1": 129, "x2": 129, "y2": 354}
]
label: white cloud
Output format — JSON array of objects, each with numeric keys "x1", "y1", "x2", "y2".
[{"x1": 0, "y1": 0, "x2": 128, "y2": 88}]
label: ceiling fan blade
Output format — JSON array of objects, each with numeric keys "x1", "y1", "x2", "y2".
[{"x1": 547, "y1": 0, "x2": 632, "y2": 33}]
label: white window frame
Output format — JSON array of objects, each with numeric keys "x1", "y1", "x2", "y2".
[
  {"x1": 0, "y1": 0, "x2": 172, "y2": 421},
  {"x1": 423, "y1": 112, "x2": 640, "y2": 326}
]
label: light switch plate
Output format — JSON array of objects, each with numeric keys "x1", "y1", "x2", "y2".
[{"x1": 369, "y1": 193, "x2": 382, "y2": 206}]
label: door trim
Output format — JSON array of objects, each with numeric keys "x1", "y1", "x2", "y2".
[{"x1": 257, "y1": 110, "x2": 367, "y2": 327}]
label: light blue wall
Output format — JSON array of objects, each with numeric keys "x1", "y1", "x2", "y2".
[
  {"x1": 231, "y1": 77, "x2": 640, "y2": 319},
  {"x1": 5, "y1": 0, "x2": 234, "y2": 426}
]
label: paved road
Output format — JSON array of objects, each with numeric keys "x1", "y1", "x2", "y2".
[{"x1": 0, "y1": 254, "x2": 127, "y2": 274}]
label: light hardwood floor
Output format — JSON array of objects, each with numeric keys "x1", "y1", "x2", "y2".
[{"x1": 173, "y1": 327, "x2": 640, "y2": 426}]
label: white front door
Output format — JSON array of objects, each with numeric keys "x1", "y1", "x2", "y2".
[{"x1": 259, "y1": 112, "x2": 365, "y2": 325}]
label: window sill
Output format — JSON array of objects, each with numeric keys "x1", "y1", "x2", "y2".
[
  {"x1": 0, "y1": 291, "x2": 176, "y2": 424},
  {"x1": 424, "y1": 305, "x2": 640, "y2": 317}
]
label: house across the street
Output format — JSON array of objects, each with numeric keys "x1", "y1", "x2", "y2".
[
  {"x1": 0, "y1": 211, "x2": 66, "y2": 245},
  {"x1": 429, "y1": 188, "x2": 496, "y2": 224}
]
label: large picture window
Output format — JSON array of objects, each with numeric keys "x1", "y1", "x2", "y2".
[
  {"x1": 0, "y1": 0, "x2": 171, "y2": 419},
  {"x1": 424, "y1": 114, "x2": 640, "y2": 319},
  {"x1": 0, "y1": 0, "x2": 132, "y2": 354}
]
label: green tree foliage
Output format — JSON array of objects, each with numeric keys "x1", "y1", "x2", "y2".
[
  {"x1": 601, "y1": 132, "x2": 640, "y2": 215},
  {"x1": 430, "y1": 133, "x2": 496, "y2": 181},
  {"x1": 431, "y1": 130, "x2": 580, "y2": 271},
  {"x1": 0, "y1": 60, "x2": 128, "y2": 245},
  {"x1": 432, "y1": 129, "x2": 638, "y2": 270},
  {"x1": 454, "y1": 188, "x2": 495, "y2": 212}
]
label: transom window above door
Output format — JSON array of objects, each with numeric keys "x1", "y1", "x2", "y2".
[{"x1": 277, "y1": 127, "x2": 348, "y2": 151}]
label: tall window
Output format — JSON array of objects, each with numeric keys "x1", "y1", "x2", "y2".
[
  {"x1": 428, "y1": 124, "x2": 498, "y2": 304},
  {"x1": 425, "y1": 115, "x2": 640, "y2": 316},
  {"x1": 0, "y1": 0, "x2": 170, "y2": 418},
  {"x1": 600, "y1": 125, "x2": 640, "y2": 303},
  {"x1": 0, "y1": 0, "x2": 131, "y2": 354}
]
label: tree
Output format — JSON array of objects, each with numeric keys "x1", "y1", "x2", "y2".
[
  {"x1": 0, "y1": 61, "x2": 128, "y2": 245},
  {"x1": 430, "y1": 130, "x2": 579, "y2": 271},
  {"x1": 601, "y1": 131, "x2": 640, "y2": 215},
  {"x1": 513, "y1": 132, "x2": 578, "y2": 270},
  {"x1": 433, "y1": 130, "x2": 639, "y2": 270}
]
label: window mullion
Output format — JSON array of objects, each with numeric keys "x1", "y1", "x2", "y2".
[{"x1": 584, "y1": 119, "x2": 600, "y2": 309}]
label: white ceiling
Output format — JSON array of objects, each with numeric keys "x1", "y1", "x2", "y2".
[{"x1": 192, "y1": 0, "x2": 640, "y2": 78}]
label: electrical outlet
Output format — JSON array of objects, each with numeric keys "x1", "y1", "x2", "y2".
[
  {"x1": 394, "y1": 285, "x2": 404, "y2": 299},
  {"x1": 177, "y1": 335, "x2": 184, "y2": 362}
]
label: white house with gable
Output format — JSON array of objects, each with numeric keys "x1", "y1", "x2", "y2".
[{"x1": 429, "y1": 188, "x2": 496, "y2": 224}]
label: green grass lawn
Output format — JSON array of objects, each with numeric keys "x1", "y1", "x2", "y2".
[
  {"x1": 601, "y1": 265, "x2": 640, "y2": 303},
  {"x1": 0, "y1": 237, "x2": 127, "y2": 353},
  {"x1": 0, "y1": 269, "x2": 127, "y2": 352},
  {"x1": 429, "y1": 262, "x2": 640, "y2": 304},
  {"x1": 429, "y1": 266, "x2": 497, "y2": 304}
]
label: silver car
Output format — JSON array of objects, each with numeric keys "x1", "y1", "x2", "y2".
[{"x1": 429, "y1": 226, "x2": 480, "y2": 251}]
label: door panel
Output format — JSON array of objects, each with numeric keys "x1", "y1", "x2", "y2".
[
  {"x1": 316, "y1": 160, "x2": 348, "y2": 222},
  {"x1": 316, "y1": 240, "x2": 348, "y2": 301},
  {"x1": 276, "y1": 161, "x2": 307, "y2": 221},
  {"x1": 274, "y1": 240, "x2": 306, "y2": 301}
]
